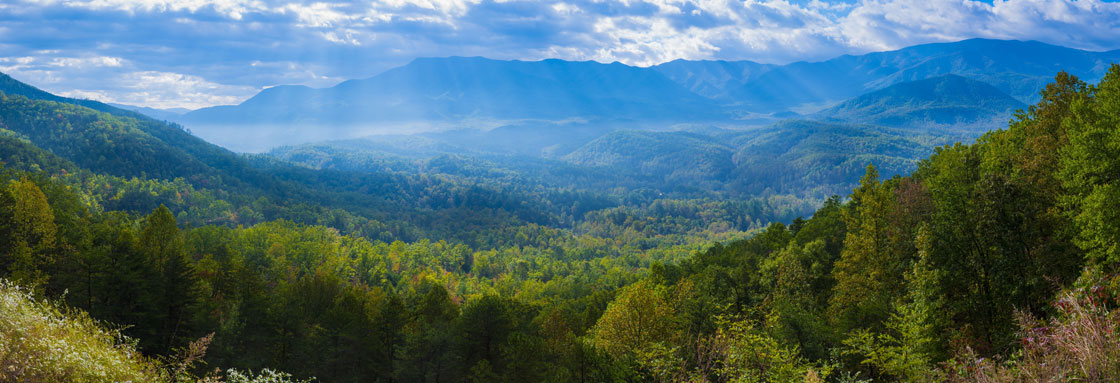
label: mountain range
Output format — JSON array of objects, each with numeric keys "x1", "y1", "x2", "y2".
[
  {"x1": 156, "y1": 38, "x2": 1120, "y2": 151},
  {"x1": 3, "y1": 38, "x2": 1118, "y2": 193},
  {"x1": 721, "y1": 39, "x2": 1120, "y2": 111}
]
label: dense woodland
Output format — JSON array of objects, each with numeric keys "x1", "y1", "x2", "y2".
[{"x1": 3, "y1": 66, "x2": 1120, "y2": 382}]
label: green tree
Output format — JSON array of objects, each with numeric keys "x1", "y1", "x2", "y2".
[
  {"x1": 0, "y1": 177, "x2": 57, "y2": 285},
  {"x1": 843, "y1": 224, "x2": 943, "y2": 382},
  {"x1": 591, "y1": 280, "x2": 676, "y2": 359},
  {"x1": 139, "y1": 204, "x2": 200, "y2": 352},
  {"x1": 1062, "y1": 64, "x2": 1120, "y2": 270},
  {"x1": 829, "y1": 165, "x2": 907, "y2": 332}
]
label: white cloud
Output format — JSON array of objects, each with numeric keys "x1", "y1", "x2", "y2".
[
  {"x1": 283, "y1": 2, "x2": 352, "y2": 27},
  {"x1": 47, "y1": 70, "x2": 259, "y2": 109},
  {"x1": 48, "y1": 56, "x2": 125, "y2": 68},
  {"x1": 0, "y1": 57, "x2": 38, "y2": 72},
  {"x1": 588, "y1": 17, "x2": 721, "y2": 66},
  {"x1": 3, "y1": 0, "x2": 1119, "y2": 109},
  {"x1": 109, "y1": 70, "x2": 258, "y2": 109},
  {"x1": 377, "y1": 0, "x2": 482, "y2": 16},
  {"x1": 60, "y1": 0, "x2": 267, "y2": 17},
  {"x1": 551, "y1": 2, "x2": 581, "y2": 15},
  {"x1": 0, "y1": 52, "x2": 258, "y2": 109},
  {"x1": 837, "y1": 0, "x2": 1120, "y2": 52}
]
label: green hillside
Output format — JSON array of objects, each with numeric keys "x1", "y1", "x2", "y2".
[
  {"x1": 728, "y1": 120, "x2": 943, "y2": 196},
  {"x1": 563, "y1": 130, "x2": 736, "y2": 186},
  {"x1": 816, "y1": 74, "x2": 1026, "y2": 130}
]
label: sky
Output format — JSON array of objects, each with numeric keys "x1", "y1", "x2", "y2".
[{"x1": 1, "y1": 0, "x2": 1119, "y2": 110}]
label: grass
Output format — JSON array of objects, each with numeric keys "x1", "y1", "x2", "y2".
[
  {"x1": 946, "y1": 291, "x2": 1120, "y2": 382},
  {"x1": 0, "y1": 279, "x2": 312, "y2": 383},
  {"x1": 0, "y1": 279, "x2": 161, "y2": 383}
]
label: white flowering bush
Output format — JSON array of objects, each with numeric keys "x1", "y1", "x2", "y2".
[
  {"x1": 224, "y1": 369, "x2": 313, "y2": 383},
  {"x1": 0, "y1": 279, "x2": 161, "y2": 382}
]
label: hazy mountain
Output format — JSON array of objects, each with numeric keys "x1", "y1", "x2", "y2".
[
  {"x1": 0, "y1": 73, "x2": 573, "y2": 237},
  {"x1": 725, "y1": 38, "x2": 1120, "y2": 112},
  {"x1": 109, "y1": 102, "x2": 191, "y2": 121},
  {"x1": 166, "y1": 39, "x2": 1120, "y2": 152},
  {"x1": 814, "y1": 74, "x2": 1026, "y2": 130},
  {"x1": 651, "y1": 59, "x2": 774, "y2": 98},
  {"x1": 0, "y1": 81, "x2": 273, "y2": 189},
  {"x1": 180, "y1": 57, "x2": 724, "y2": 150}
]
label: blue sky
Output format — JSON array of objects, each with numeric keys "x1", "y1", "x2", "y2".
[{"x1": 1, "y1": 0, "x2": 1118, "y2": 109}]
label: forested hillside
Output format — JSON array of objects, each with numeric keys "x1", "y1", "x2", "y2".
[
  {"x1": 3, "y1": 62, "x2": 1120, "y2": 383},
  {"x1": 814, "y1": 75, "x2": 1026, "y2": 129}
]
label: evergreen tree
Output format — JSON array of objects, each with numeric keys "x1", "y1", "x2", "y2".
[{"x1": 139, "y1": 204, "x2": 200, "y2": 352}]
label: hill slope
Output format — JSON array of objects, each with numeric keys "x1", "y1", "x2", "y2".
[
  {"x1": 0, "y1": 74, "x2": 575, "y2": 242},
  {"x1": 814, "y1": 74, "x2": 1026, "y2": 129},
  {"x1": 564, "y1": 130, "x2": 736, "y2": 186},
  {"x1": 0, "y1": 72, "x2": 152, "y2": 120},
  {"x1": 727, "y1": 120, "x2": 943, "y2": 196}
]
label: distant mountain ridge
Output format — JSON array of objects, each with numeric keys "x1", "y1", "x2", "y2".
[
  {"x1": 10, "y1": 38, "x2": 1118, "y2": 152},
  {"x1": 109, "y1": 103, "x2": 189, "y2": 121},
  {"x1": 182, "y1": 57, "x2": 721, "y2": 121},
  {"x1": 724, "y1": 39, "x2": 1120, "y2": 111},
  {"x1": 651, "y1": 59, "x2": 774, "y2": 98},
  {"x1": 169, "y1": 39, "x2": 1120, "y2": 152},
  {"x1": 180, "y1": 57, "x2": 728, "y2": 150}
]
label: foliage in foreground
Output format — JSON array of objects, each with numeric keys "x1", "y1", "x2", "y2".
[
  {"x1": 946, "y1": 275, "x2": 1120, "y2": 382},
  {"x1": 0, "y1": 279, "x2": 309, "y2": 383},
  {"x1": 0, "y1": 278, "x2": 160, "y2": 382}
]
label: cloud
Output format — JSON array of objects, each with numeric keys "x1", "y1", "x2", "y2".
[
  {"x1": 0, "y1": 0, "x2": 1117, "y2": 109},
  {"x1": 108, "y1": 70, "x2": 259, "y2": 108},
  {"x1": 0, "y1": 52, "x2": 258, "y2": 109},
  {"x1": 283, "y1": 2, "x2": 353, "y2": 27},
  {"x1": 48, "y1": 56, "x2": 125, "y2": 68}
]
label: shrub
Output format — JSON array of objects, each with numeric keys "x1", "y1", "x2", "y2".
[{"x1": 945, "y1": 291, "x2": 1120, "y2": 382}]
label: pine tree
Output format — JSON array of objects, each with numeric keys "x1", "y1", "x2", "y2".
[{"x1": 139, "y1": 205, "x2": 200, "y2": 352}]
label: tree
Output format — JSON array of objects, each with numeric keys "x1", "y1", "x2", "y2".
[
  {"x1": 398, "y1": 282, "x2": 459, "y2": 383},
  {"x1": 591, "y1": 280, "x2": 676, "y2": 359},
  {"x1": 765, "y1": 240, "x2": 833, "y2": 360},
  {"x1": 0, "y1": 177, "x2": 57, "y2": 285},
  {"x1": 843, "y1": 224, "x2": 944, "y2": 382},
  {"x1": 1062, "y1": 64, "x2": 1120, "y2": 270},
  {"x1": 829, "y1": 165, "x2": 908, "y2": 332},
  {"x1": 457, "y1": 295, "x2": 514, "y2": 377},
  {"x1": 139, "y1": 204, "x2": 200, "y2": 352}
]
